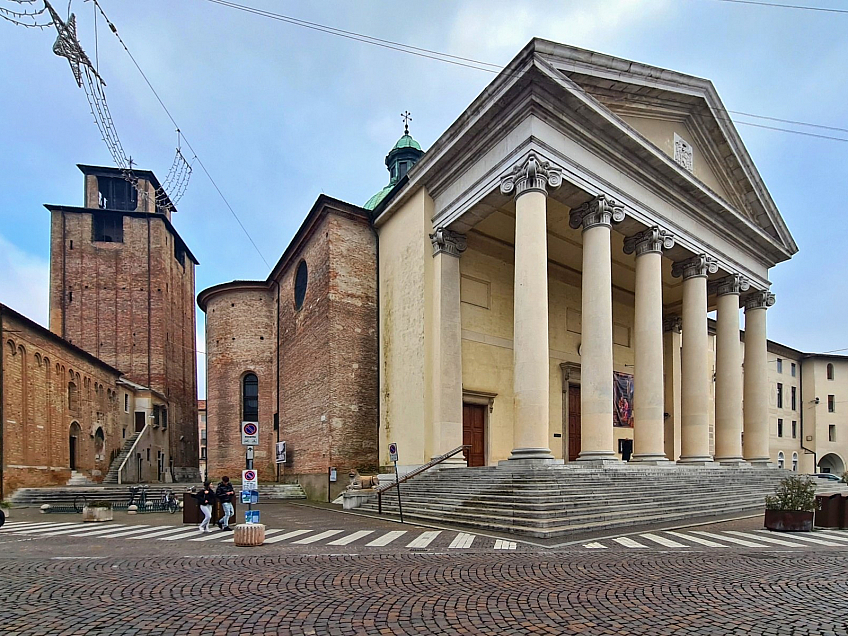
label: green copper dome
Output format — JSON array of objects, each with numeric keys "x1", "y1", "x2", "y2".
[
  {"x1": 364, "y1": 184, "x2": 394, "y2": 211},
  {"x1": 364, "y1": 129, "x2": 425, "y2": 211},
  {"x1": 392, "y1": 134, "x2": 421, "y2": 151}
]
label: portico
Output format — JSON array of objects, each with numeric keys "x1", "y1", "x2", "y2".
[{"x1": 374, "y1": 39, "x2": 796, "y2": 472}]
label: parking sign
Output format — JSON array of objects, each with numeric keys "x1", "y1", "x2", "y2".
[
  {"x1": 242, "y1": 469, "x2": 258, "y2": 491},
  {"x1": 241, "y1": 421, "x2": 259, "y2": 446},
  {"x1": 388, "y1": 442, "x2": 399, "y2": 463}
]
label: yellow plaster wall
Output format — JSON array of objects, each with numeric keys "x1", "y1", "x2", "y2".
[{"x1": 619, "y1": 115, "x2": 730, "y2": 201}]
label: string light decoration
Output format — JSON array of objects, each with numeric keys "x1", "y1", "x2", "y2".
[{"x1": 0, "y1": 0, "x2": 52, "y2": 28}]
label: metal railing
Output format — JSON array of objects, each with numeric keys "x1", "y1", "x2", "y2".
[
  {"x1": 117, "y1": 421, "x2": 148, "y2": 485},
  {"x1": 377, "y1": 444, "x2": 469, "y2": 515}
]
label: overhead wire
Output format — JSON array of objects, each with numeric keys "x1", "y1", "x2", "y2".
[{"x1": 704, "y1": 0, "x2": 848, "y2": 15}]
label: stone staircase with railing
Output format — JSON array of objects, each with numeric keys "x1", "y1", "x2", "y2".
[
  {"x1": 357, "y1": 464, "x2": 837, "y2": 539},
  {"x1": 102, "y1": 432, "x2": 142, "y2": 484}
]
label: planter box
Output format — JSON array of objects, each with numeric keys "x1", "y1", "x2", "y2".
[
  {"x1": 82, "y1": 507, "x2": 114, "y2": 522},
  {"x1": 764, "y1": 509, "x2": 813, "y2": 532}
]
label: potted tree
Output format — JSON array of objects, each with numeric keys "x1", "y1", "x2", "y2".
[
  {"x1": 0, "y1": 500, "x2": 11, "y2": 520},
  {"x1": 764, "y1": 475, "x2": 816, "y2": 532},
  {"x1": 82, "y1": 500, "x2": 114, "y2": 522}
]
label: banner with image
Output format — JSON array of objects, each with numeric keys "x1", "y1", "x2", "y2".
[{"x1": 613, "y1": 371, "x2": 634, "y2": 428}]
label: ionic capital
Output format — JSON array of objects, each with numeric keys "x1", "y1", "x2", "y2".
[
  {"x1": 671, "y1": 254, "x2": 719, "y2": 280},
  {"x1": 499, "y1": 153, "x2": 562, "y2": 198},
  {"x1": 568, "y1": 194, "x2": 625, "y2": 232},
  {"x1": 709, "y1": 274, "x2": 750, "y2": 297},
  {"x1": 623, "y1": 226, "x2": 674, "y2": 257},
  {"x1": 744, "y1": 290, "x2": 776, "y2": 311},
  {"x1": 662, "y1": 315, "x2": 682, "y2": 333},
  {"x1": 429, "y1": 228, "x2": 467, "y2": 258}
]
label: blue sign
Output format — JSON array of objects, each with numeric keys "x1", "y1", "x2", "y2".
[
  {"x1": 245, "y1": 510, "x2": 260, "y2": 524},
  {"x1": 241, "y1": 490, "x2": 259, "y2": 504}
]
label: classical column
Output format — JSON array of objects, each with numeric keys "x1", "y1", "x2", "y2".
[
  {"x1": 743, "y1": 290, "x2": 775, "y2": 466},
  {"x1": 672, "y1": 254, "x2": 718, "y2": 464},
  {"x1": 500, "y1": 154, "x2": 562, "y2": 462},
  {"x1": 429, "y1": 228, "x2": 467, "y2": 465},
  {"x1": 624, "y1": 227, "x2": 675, "y2": 463},
  {"x1": 662, "y1": 316, "x2": 683, "y2": 461},
  {"x1": 569, "y1": 194, "x2": 624, "y2": 462},
  {"x1": 712, "y1": 274, "x2": 749, "y2": 465}
]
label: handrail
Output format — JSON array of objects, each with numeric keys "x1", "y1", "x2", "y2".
[
  {"x1": 117, "y1": 421, "x2": 149, "y2": 485},
  {"x1": 377, "y1": 444, "x2": 469, "y2": 515}
]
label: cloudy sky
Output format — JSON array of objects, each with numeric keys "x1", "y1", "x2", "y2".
[{"x1": 1, "y1": 0, "x2": 846, "y2": 397}]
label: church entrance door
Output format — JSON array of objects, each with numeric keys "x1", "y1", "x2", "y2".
[
  {"x1": 462, "y1": 403, "x2": 486, "y2": 467},
  {"x1": 568, "y1": 384, "x2": 581, "y2": 461}
]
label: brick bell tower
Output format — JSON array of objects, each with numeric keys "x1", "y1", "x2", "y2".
[{"x1": 46, "y1": 165, "x2": 200, "y2": 481}]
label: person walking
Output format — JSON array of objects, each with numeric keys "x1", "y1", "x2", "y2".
[
  {"x1": 194, "y1": 481, "x2": 216, "y2": 533},
  {"x1": 216, "y1": 476, "x2": 235, "y2": 531}
]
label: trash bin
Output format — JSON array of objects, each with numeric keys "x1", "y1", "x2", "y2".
[
  {"x1": 814, "y1": 493, "x2": 843, "y2": 528},
  {"x1": 841, "y1": 495, "x2": 848, "y2": 530},
  {"x1": 183, "y1": 493, "x2": 202, "y2": 525}
]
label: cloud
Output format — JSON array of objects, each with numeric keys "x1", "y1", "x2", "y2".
[{"x1": 0, "y1": 234, "x2": 49, "y2": 327}]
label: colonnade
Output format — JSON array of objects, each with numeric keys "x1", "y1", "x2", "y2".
[{"x1": 429, "y1": 152, "x2": 775, "y2": 467}]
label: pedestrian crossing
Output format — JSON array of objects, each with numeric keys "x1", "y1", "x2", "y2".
[
  {"x1": 0, "y1": 521, "x2": 517, "y2": 551},
  {"x1": 582, "y1": 529, "x2": 848, "y2": 550}
]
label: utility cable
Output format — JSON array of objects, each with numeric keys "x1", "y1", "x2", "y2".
[{"x1": 704, "y1": 0, "x2": 848, "y2": 15}]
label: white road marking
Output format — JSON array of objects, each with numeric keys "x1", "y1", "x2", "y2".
[
  {"x1": 690, "y1": 531, "x2": 767, "y2": 548},
  {"x1": 217, "y1": 528, "x2": 287, "y2": 544},
  {"x1": 493, "y1": 539, "x2": 516, "y2": 550},
  {"x1": 64, "y1": 525, "x2": 132, "y2": 537},
  {"x1": 327, "y1": 530, "x2": 374, "y2": 546},
  {"x1": 293, "y1": 530, "x2": 345, "y2": 545},
  {"x1": 612, "y1": 537, "x2": 648, "y2": 548},
  {"x1": 366, "y1": 531, "x2": 407, "y2": 547},
  {"x1": 583, "y1": 542, "x2": 607, "y2": 549},
  {"x1": 264, "y1": 529, "x2": 312, "y2": 543},
  {"x1": 666, "y1": 531, "x2": 727, "y2": 548},
  {"x1": 814, "y1": 531, "x2": 848, "y2": 543},
  {"x1": 1, "y1": 522, "x2": 70, "y2": 532},
  {"x1": 98, "y1": 526, "x2": 155, "y2": 538},
  {"x1": 448, "y1": 533, "x2": 475, "y2": 549},
  {"x1": 640, "y1": 533, "x2": 688, "y2": 548},
  {"x1": 160, "y1": 529, "x2": 216, "y2": 541},
  {"x1": 724, "y1": 530, "x2": 809, "y2": 548},
  {"x1": 768, "y1": 532, "x2": 846, "y2": 547},
  {"x1": 406, "y1": 531, "x2": 441, "y2": 549},
  {"x1": 14, "y1": 523, "x2": 84, "y2": 534},
  {"x1": 129, "y1": 526, "x2": 197, "y2": 540}
]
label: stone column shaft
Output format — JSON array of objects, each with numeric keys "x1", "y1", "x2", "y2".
[
  {"x1": 743, "y1": 291, "x2": 775, "y2": 465},
  {"x1": 713, "y1": 275, "x2": 748, "y2": 464},
  {"x1": 570, "y1": 195, "x2": 625, "y2": 462},
  {"x1": 429, "y1": 228, "x2": 467, "y2": 465},
  {"x1": 625, "y1": 228, "x2": 674, "y2": 463},
  {"x1": 673, "y1": 255, "x2": 718, "y2": 464}
]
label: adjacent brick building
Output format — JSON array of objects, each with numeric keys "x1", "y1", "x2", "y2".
[{"x1": 198, "y1": 195, "x2": 378, "y2": 500}]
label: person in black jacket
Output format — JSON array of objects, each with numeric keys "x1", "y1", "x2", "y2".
[
  {"x1": 194, "y1": 481, "x2": 216, "y2": 533},
  {"x1": 216, "y1": 476, "x2": 235, "y2": 531}
]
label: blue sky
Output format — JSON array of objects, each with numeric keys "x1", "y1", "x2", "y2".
[{"x1": 1, "y1": 0, "x2": 846, "y2": 398}]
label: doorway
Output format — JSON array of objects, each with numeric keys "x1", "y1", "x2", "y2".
[
  {"x1": 69, "y1": 421, "x2": 81, "y2": 470},
  {"x1": 462, "y1": 403, "x2": 487, "y2": 467},
  {"x1": 567, "y1": 384, "x2": 581, "y2": 461},
  {"x1": 135, "y1": 411, "x2": 145, "y2": 433}
]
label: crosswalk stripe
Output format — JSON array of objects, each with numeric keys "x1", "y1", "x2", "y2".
[
  {"x1": 14, "y1": 523, "x2": 84, "y2": 534},
  {"x1": 264, "y1": 529, "x2": 312, "y2": 544},
  {"x1": 366, "y1": 531, "x2": 407, "y2": 547},
  {"x1": 98, "y1": 526, "x2": 154, "y2": 538},
  {"x1": 292, "y1": 530, "x2": 344, "y2": 545},
  {"x1": 815, "y1": 531, "x2": 848, "y2": 543},
  {"x1": 640, "y1": 533, "x2": 688, "y2": 548},
  {"x1": 448, "y1": 533, "x2": 475, "y2": 549},
  {"x1": 64, "y1": 525, "x2": 131, "y2": 537},
  {"x1": 406, "y1": 531, "x2": 441, "y2": 549},
  {"x1": 189, "y1": 529, "x2": 240, "y2": 542},
  {"x1": 129, "y1": 526, "x2": 195, "y2": 540},
  {"x1": 493, "y1": 539, "x2": 516, "y2": 550},
  {"x1": 160, "y1": 529, "x2": 214, "y2": 541},
  {"x1": 666, "y1": 531, "x2": 726, "y2": 548},
  {"x1": 769, "y1": 532, "x2": 846, "y2": 547},
  {"x1": 690, "y1": 531, "x2": 767, "y2": 548},
  {"x1": 724, "y1": 531, "x2": 809, "y2": 548},
  {"x1": 327, "y1": 530, "x2": 373, "y2": 546},
  {"x1": 613, "y1": 537, "x2": 648, "y2": 548},
  {"x1": 200, "y1": 529, "x2": 288, "y2": 543},
  {"x1": 583, "y1": 542, "x2": 607, "y2": 549},
  {"x1": 1, "y1": 522, "x2": 69, "y2": 532}
]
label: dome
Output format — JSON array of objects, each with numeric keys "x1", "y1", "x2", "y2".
[
  {"x1": 364, "y1": 126, "x2": 425, "y2": 211},
  {"x1": 364, "y1": 184, "x2": 394, "y2": 211},
  {"x1": 392, "y1": 134, "x2": 421, "y2": 151}
]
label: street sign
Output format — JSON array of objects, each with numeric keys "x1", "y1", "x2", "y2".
[
  {"x1": 329, "y1": 467, "x2": 337, "y2": 483},
  {"x1": 245, "y1": 510, "x2": 260, "y2": 524},
  {"x1": 241, "y1": 489, "x2": 259, "y2": 505},
  {"x1": 241, "y1": 421, "x2": 259, "y2": 446},
  {"x1": 275, "y1": 441, "x2": 287, "y2": 464},
  {"x1": 242, "y1": 469, "x2": 258, "y2": 491},
  {"x1": 388, "y1": 442, "x2": 399, "y2": 463}
]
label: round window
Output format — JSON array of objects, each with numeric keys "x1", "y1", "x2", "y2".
[{"x1": 294, "y1": 260, "x2": 308, "y2": 310}]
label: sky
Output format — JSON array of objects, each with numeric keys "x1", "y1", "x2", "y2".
[{"x1": 1, "y1": 0, "x2": 847, "y2": 399}]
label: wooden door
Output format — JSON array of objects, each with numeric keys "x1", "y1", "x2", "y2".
[
  {"x1": 568, "y1": 384, "x2": 581, "y2": 461},
  {"x1": 462, "y1": 404, "x2": 486, "y2": 467},
  {"x1": 69, "y1": 435, "x2": 77, "y2": 470},
  {"x1": 135, "y1": 411, "x2": 145, "y2": 433}
]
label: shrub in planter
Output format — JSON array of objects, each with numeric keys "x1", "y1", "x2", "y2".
[
  {"x1": 764, "y1": 475, "x2": 815, "y2": 532},
  {"x1": 0, "y1": 501, "x2": 10, "y2": 519},
  {"x1": 82, "y1": 500, "x2": 114, "y2": 522}
]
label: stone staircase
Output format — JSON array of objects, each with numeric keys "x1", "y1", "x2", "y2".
[
  {"x1": 66, "y1": 470, "x2": 96, "y2": 486},
  {"x1": 10, "y1": 485, "x2": 202, "y2": 507},
  {"x1": 102, "y1": 432, "x2": 142, "y2": 484},
  {"x1": 358, "y1": 464, "x2": 809, "y2": 539},
  {"x1": 259, "y1": 484, "x2": 307, "y2": 500}
]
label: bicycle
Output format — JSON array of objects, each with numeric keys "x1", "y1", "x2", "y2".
[
  {"x1": 127, "y1": 485, "x2": 148, "y2": 510},
  {"x1": 73, "y1": 494, "x2": 87, "y2": 513},
  {"x1": 161, "y1": 489, "x2": 180, "y2": 514}
]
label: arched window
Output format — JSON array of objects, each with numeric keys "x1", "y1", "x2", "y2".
[
  {"x1": 68, "y1": 382, "x2": 78, "y2": 412},
  {"x1": 94, "y1": 427, "x2": 105, "y2": 458},
  {"x1": 777, "y1": 451, "x2": 785, "y2": 470},
  {"x1": 294, "y1": 260, "x2": 308, "y2": 310},
  {"x1": 242, "y1": 373, "x2": 259, "y2": 421},
  {"x1": 827, "y1": 363, "x2": 835, "y2": 380},
  {"x1": 792, "y1": 452, "x2": 798, "y2": 472}
]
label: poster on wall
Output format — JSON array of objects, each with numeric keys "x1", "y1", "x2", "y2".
[{"x1": 613, "y1": 372, "x2": 634, "y2": 428}]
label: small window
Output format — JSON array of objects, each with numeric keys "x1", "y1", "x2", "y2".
[
  {"x1": 398, "y1": 161, "x2": 409, "y2": 179},
  {"x1": 777, "y1": 451, "x2": 785, "y2": 470},
  {"x1": 174, "y1": 242, "x2": 186, "y2": 267},
  {"x1": 777, "y1": 358, "x2": 783, "y2": 374},
  {"x1": 777, "y1": 419, "x2": 783, "y2": 438},
  {"x1": 294, "y1": 260, "x2": 308, "y2": 311},
  {"x1": 68, "y1": 382, "x2": 78, "y2": 412},
  {"x1": 827, "y1": 363, "x2": 835, "y2": 380},
  {"x1": 791, "y1": 363, "x2": 796, "y2": 377},
  {"x1": 200, "y1": 447, "x2": 207, "y2": 460},
  {"x1": 829, "y1": 424, "x2": 836, "y2": 442},
  {"x1": 791, "y1": 386, "x2": 797, "y2": 411},
  {"x1": 124, "y1": 393, "x2": 129, "y2": 413},
  {"x1": 92, "y1": 212, "x2": 124, "y2": 243},
  {"x1": 792, "y1": 452, "x2": 798, "y2": 472},
  {"x1": 242, "y1": 373, "x2": 259, "y2": 421},
  {"x1": 97, "y1": 176, "x2": 137, "y2": 211},
  {"x1": 792, "y1": 420, "x2": 797, "y2": 439},
  {"x1": 776, "y1": 383, "x2": 783, "y2": 409},
  {"x1": 828, "y1": 395, "x2": 835, "y2": 413},
  {"x1": 161, "y1": 408, "x2": 168, "y2": 430}
]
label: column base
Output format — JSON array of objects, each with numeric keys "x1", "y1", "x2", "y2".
[
  {"x1": 677, "y1": 456, "x2": 719, "y2": 467},
  {"x1": 507, "y1": 447, "x2": 555, "y2": 461},
  {"x1": 498, "y1": 458, "x2": 564, "y2": 468},
  {"x1": 575, "y1": 451, "x2": 621, "y2": 466},
  {"x1": 716, "y1": 456, "x2": 748, "y2": 466},
  {"x1": 629, "y1": 454, "x2": 672, "y2": 465},
  {"x1": 432, "y1": 456, "x2": 467, "y2": 469},
  {"x1": 745, "y1": 458, "x2": 774, "y2": 468}
]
